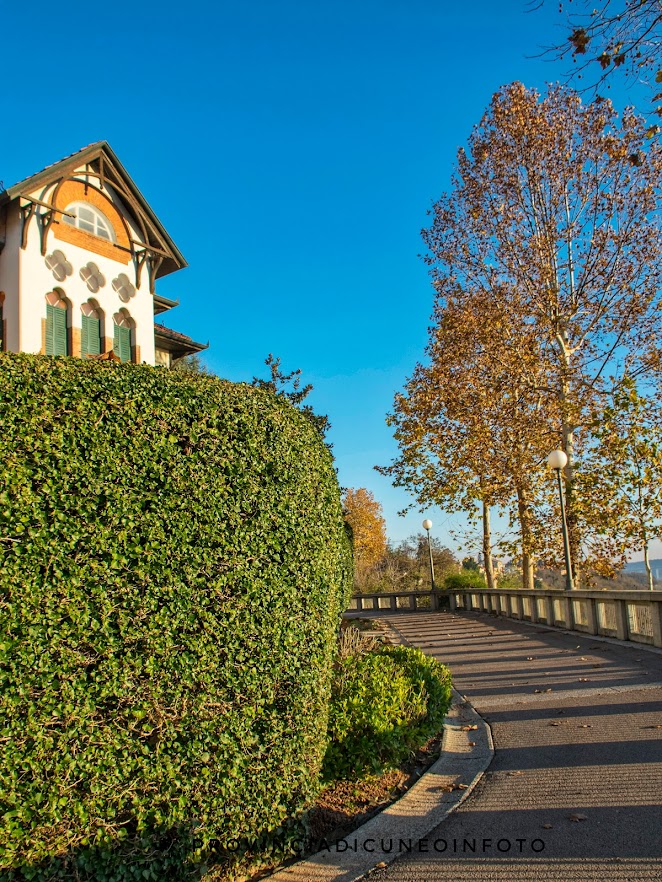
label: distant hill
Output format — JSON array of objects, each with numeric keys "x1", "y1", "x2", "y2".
[
  {"x1": 624, "y1": 559, "x2": 662, "y2": 577},
  {"x1": 537, "y1": 564, "x2": 661, "y2": 590}
]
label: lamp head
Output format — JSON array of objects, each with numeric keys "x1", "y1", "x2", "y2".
[{"x1": 547, "y1": 449, "x2": 568, "y2": 471}]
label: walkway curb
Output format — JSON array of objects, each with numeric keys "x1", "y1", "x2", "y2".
[{"x1": 267, "y1": 622, "x2": 494, "y2": 882}]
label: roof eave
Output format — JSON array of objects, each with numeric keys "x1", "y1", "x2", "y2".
[{"x1": 1, "y1": 141, "x2": 188, "y2": 277}]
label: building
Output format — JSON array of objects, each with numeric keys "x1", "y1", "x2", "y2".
[{"x1": 0, "y1": 142, "x2": 207, "y2": 367}]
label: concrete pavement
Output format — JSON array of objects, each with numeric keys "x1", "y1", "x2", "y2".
[{"x1": 364, "y1": 609, "x2": 662, "y2": 882}]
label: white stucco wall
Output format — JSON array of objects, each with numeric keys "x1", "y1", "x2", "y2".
[
  {"x1": 16, "y1": 173, "x2": 158, "y2": 365},
  {"x1": 0, "y1": 202, "x2": 21, "y2": 352}
]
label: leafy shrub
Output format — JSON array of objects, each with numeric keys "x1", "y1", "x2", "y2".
[
  {"x1": 0, "y1": 354, "x2": 353, "y2": 881},
  {"x1": 443, "y1": 569, "x2": 487, "y2": 591},
  {"x1": 322, "y1": 645, "x2": 452, "y2": 781}
]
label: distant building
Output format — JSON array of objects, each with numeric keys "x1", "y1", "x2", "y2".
[{"x1": 0, "y1": 142, "x2": 206, "y2": 367}]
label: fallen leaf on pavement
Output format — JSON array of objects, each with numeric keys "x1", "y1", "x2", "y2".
[
  {"x1": 468, "y1": 741, "x2": 476, "y2": 746},
  {"x1": 461, "y1": 724, "x2": 478, "y2": 731},
  {"x1": 542, "y1": 824, "x2": 553, "y2": 829},
  {"x1": 375, "y1": 862, "x2": 387, "y2": 869},
  {"x1": 579, "y1": 724, "x2": 592, "y2": 728},
  {"x1": 568, "y1": 813, "x2": 587, "y2": 822}
]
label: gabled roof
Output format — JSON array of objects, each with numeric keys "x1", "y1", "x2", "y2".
[{"x1": 0, "y1": 141, "x2": 187, "y2": 280}]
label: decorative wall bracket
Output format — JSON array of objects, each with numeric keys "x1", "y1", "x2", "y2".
[{"x1": 19, "y1": 196, "x2": 74, "y2": 254}]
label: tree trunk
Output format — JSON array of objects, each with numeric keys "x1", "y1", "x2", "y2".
[
  {"x1": 516, "y1": 486, "x2": 536, "y2": 591},
  {"x1": 557, "y1": 341, "x2": 581, "y2": 587},
  {"x1": 561, "y1": 419, "x2": 581, "y2": 588},
  {"x1": 644, "y1": 542, "x2": 654, "y2": 592},
  {"x1": 482, "y1": 501, "x2": 497, "y2": 591}
]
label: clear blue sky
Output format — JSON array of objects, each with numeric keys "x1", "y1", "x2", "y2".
[{"x1": 3, "y1": 0, "x2": 657, "y2": 559}]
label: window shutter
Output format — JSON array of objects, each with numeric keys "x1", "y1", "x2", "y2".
[
  {"x1": 46, "y1": 304, "x2": 55, "y2": 355},
  {"x1": 53, "y1": 307, "x2": 67, "y2": 356},
  {"x1": 82, "y1": 315, "x2": 101, "y2": 357},
  {"x1": 114, "y1": 324, "x2": 131, "y2": 363},
  {"x1": 88, "y1": 317, "x2": 101, "y2": 355},
  {"x1": 81, "y1": 314, "x2": 88, "y2": 356}
]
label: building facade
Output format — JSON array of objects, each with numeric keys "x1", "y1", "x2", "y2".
[{"x1": 0, "y1": 142, "x2": 206, "y2": 367}]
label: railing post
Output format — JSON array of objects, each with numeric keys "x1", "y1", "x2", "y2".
[
  {"x1": 562, "y1": 596, "x2": 574, "y2": 629},
  {"x1": 530, "y1": 595, "x2": 539, "y2": 624},
  {"x1": 356, "y1": 596, "x2": 364, "y2": 611},
  {"x1": 372, "y1": 595, "x2": 379, "y2": 611},
  {"x1": 430, "y1": 591, "x2": 439, "y2": 612},
  {"x1": 614, "y1": 599, "x2": 628, "y2": 641},
  {"x1": 651, "y1": 599, "x2": 662, "y2": 649},
  {"x1": 409, "y1": 593, "x2": 416, "y2": 610},
  {"x1": 545, "y1": 596, "x2": 555, "y2": 626},
  {"x1": 516, "y1": 594, "x2": 524, "y2": 620},
  {"x1": 585, "y1": 598, "x2": 598, "y2": 636},
  {"x1": 390, "y1": 595, "x2": 397, "y2": 611},
  {"x1": 449, "y1": 592, "x2": 457, "y2": 611}
]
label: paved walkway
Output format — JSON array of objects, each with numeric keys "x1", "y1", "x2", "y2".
[{"x1": 361, "y1": 609, "x2": 662, "y2": 882}]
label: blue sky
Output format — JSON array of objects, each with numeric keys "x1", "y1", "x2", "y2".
[{"x1": 3, "y1": 1, "x2": 657, "y2": 559}]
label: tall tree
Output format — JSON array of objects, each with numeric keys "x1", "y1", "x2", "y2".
[
  {"x1": 378, "y1": 289, "x2": 557, "y2": 590},
  {"x1": 342, "y1": 488, "x2": 388, "y2": 591},
  {"x1": 545, "y1": 0, "x2": 662, "y2": 112},
  {"x1": 423, "y1": 82, "x2": 662, "y2": 583}
]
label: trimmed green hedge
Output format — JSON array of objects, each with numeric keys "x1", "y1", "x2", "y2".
[
  {"x1": 0, "y1": 354, "x2": 352, "y2": 881},
  {"x1": 323, "y1": 645, "x2": 452, "y2": 781}
]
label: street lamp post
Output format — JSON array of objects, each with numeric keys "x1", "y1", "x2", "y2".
[
  {"x1": 422, "y1": 519, "x2": 437, "y2": 608},
  {"x1": 547, "y1": 449, "x2": 575, "y2": 592}
]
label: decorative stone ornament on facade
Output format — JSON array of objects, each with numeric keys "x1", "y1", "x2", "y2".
[
  {"x1": 45, "y1": 250, "x2": 73, "y2": 282},
  {"x1": 112, "y1": 273, "x2": 135, "y2": 303},
  {"x1": 80, "y1": 262, "x2": 105, "y2": 293},
  {"x1": 0, "y1": 141, "x2": 208, "y2": 366}
]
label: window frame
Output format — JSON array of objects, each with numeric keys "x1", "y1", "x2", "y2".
[{"x1": 62, "y1": 202, "x2": 116, "y2": 243}]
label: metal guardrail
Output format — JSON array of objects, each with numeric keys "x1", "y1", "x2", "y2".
[{"x1": 347, "y1": 587, "x2": 662, "y2": 650}]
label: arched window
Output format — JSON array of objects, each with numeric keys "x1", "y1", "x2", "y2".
[
  {"x1": 113, "y1": 311, "x2": 134, "y2": 363},
  {"x1": 81, "y1": 302, "x2": 103, "y2": 357},
  {"x1": 45, "y1": 290, "x2": 69, "y2": 356},
  {"x1": 62, "y1": 202, "x2": 116, "y2": 242}
]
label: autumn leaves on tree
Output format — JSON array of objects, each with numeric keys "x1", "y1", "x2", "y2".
[
  {"x1": 380, "y1": 83, "x2": 662, "y2": 589},
  {"x1": 342, "y1": 488, "x2": 388, "y2": 591}
]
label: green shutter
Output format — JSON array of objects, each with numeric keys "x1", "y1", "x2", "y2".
[
  {"x1": 81, "y1": 315, "x2": 100, "y2": 357},
  {"x1": 46, "y1": 304, "x2": 55, "y2": 355},
  {"x1": 114, "y1": 324, "x2": 131, "y2": 363},
  {"x1": 46, "y1": 304, "x2": 67, "y2": 356},
  {"x1": 53, "y1": 307, "x2": 67, "y2": 356}
]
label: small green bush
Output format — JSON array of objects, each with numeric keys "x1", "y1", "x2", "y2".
[
  {"x1": 322, "y1": 645, "x2": 452, "y2": 781},
  {"x1": 443, "y1": 569, "x2": 486, "y2": 591},
  {"x1": 0, "y1": 354, "x2": 353, "y2": 881}
]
